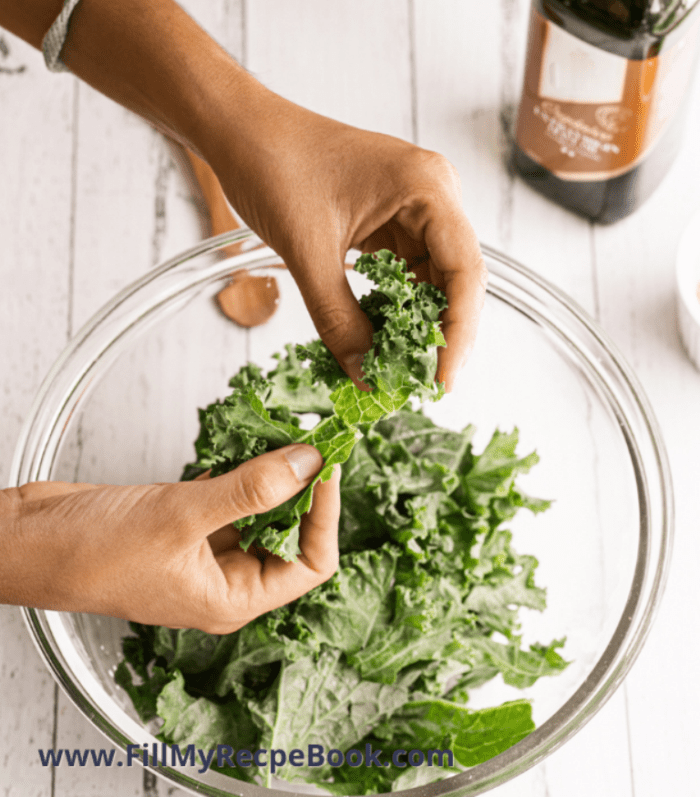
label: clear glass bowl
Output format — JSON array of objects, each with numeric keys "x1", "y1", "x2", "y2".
[{"x1": 10, "y1": 229, "x2": 672, "y2": 796}]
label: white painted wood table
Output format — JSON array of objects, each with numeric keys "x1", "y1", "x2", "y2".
[{"x1": 2, "y1": 2, "x2": 700, "y2": 795}]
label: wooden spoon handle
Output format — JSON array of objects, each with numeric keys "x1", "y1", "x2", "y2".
[
  {"x1": 184, "y1": 148, "x2": 280, "y2": 328},
  {"x1": 184, "y1": 149, "x2": 240, "y2": 238}
]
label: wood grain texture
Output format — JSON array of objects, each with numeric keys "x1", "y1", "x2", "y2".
[
  {"x1": 414, "y1": 4, "x2": 632, "y2": 795},
  {"x1": 2, "y1": 1, "x2": 700, "y2": 795},
  {"x1": 50, "y1": 3, "x2": 246, "y2": 793},
  {"x1": 494, "y1": 5, "x2": 636, "y2": 790},
  {"x1": 0, "y1": 3, "x2": 242, "y2": 797},
  {"x1": 592, "y1": 57, "x2": 700, "y2": 797},
  {"x1": 413, "y1": 0, "x2": 505, "y2": 244},
  {"x1": 0, "y1": 33, "x2": 73, "y2": 797},
  {"x1": 244, "y1": 0, "x2": 414, "y2": 376},
  {"x1": 247, "y1": 0, "x2": 413, "y2": 139}
]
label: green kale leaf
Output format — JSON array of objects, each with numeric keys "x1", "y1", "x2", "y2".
[
  {"x1": 182, "y1": 250, "x2": 447, "y2": 561},
  {"x1": 247, "y1": 649, "x2": 410, "y2": 785},
  {"x1": 117, "y1": 250, "x2": 568, "y2": 794},
  {"x1": 157, "y1": 669, "x2": 259, "y2": 782}
]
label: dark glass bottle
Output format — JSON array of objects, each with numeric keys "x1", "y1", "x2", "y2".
[{"x1": 512, "y1": 0, "x2": 700, "y2": 223}]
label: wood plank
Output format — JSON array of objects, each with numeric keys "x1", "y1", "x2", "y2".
[
  {"x1": 413, "y1": 0, "x2": 505, "y2": 245},
  {"x1": 50, "y1": 74, "x2": 177, "y2": 797},
  {"x1": 4, "y1": 2, "x2": 698, "y2": 795},
  {"x1": 414, "y1": 3, "x2": 635, "y2": 796},
  {"x1": 247, "y1": 0, "x2": 413, "y2": 139},
  {"x1": 48, "y1": 0, "x2": 245, "y2": 793},
  {"x1": 0, "y1": 32, "x2": 74, "y2": 797},
  {"x1": 0, "y1": 45, "x2": 73, "y2": 489},
  {"x1": 497, "y1": 0, "x2": 635, "y2": 790},
  {"x1": 244, "y1": 0, "x2": 413, "y2": 374},
  {"x1": 504, "y1": 3, "x2": 634, "y2": 788},
  {"x1": 591, "y1": 52, "x2": 700, "y2": 797}
]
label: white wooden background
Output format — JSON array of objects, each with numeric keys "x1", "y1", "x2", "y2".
[{"x1": 1, "y1": 1, "x2": 700, "y2": 795}]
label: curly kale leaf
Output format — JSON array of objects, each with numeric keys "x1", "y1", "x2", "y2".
[
  {"x1": 117, "y1": 251, "x2": 570, "y2": 792},
  {"x1": 182, "y1": 250, "x2": 447, "y2": 561},
  {"x1": 121, "y1": 403, "x2": 568, "y2": 792}
]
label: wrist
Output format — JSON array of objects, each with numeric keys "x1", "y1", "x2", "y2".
[
  {"x1": 0, "y1": 488, "x2": 57, "y2": 608},
  {"x1": 188, "y1": 61, "x2": 275, "y2": 167},
  {"x1": 0, "y1": 486, "x2": 80, "y2": 611},
  {"x1": 0, "y1": 489, "x2": 24, "y2": 605}
]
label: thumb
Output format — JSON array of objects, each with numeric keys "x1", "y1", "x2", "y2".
[
  {"x1": 187, "y1": 444, "x2": 324, "y2": 533},
  {"x1": 287, "y1": 253, "x2": 374, "y2": 389}
]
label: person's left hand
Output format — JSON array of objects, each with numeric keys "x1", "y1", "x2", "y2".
[{"x1": 0, "y1": 444, "x2": 339, "y2": 631}]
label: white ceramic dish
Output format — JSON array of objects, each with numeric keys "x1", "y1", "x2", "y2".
[{"x1": 676, "y1": 206, "x2": 700, "y2": 370}]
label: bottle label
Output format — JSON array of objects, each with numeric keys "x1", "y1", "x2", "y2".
[{"x1": 515, "y1": 6, "x2": 699, "y2": 181}]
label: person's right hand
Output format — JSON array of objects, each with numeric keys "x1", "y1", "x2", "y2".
[
  {"x1": 204, "y1": 95, "x2": 486, "y2": 394},
  {"x1": 0, "y1": 444, "x2": 339, "y2": 631},
  {"x1": 3, "y1": 0, "x2": 485, "y2": 392}
]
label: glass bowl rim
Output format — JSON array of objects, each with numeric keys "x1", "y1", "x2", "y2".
[{"x1": 10, "y1": 228, "x2": 673, "y2": 797}]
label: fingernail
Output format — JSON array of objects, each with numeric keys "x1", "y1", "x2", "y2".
[
  {"x1": 342, "y1": 353, "x2": 371, "y2": 391},
  {"x1": 436, "y1": 367, "x2": 451, "y2": 394},
  {"x1": 342, "y1": 352, "x2": 363, "y2": 376},
  {"x1": 285, "y1": 445, "x2": 322, "y2": 482}
]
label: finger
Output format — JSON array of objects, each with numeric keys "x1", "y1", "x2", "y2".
[
  {"x1": 208, "y1": 523, "x2": 241, "y2": 555},
  {"x1": 360, "y1": 217, "x2": 425, "y2": 268},
  {"x1": 285, "y1": 249, "x2": 374, "y2": 390},
  {"x1": 395, "y1": 200, "x2": 486, "y2": 392},
  {"x1": 182, "y1": 444, "x2": 323, "y2": 537},
  {"x1": 425, "y1": 212, "x2": 486, "y2": 391},
  {"x1": 16, "y1": 481, "x2": 100, "y2": 502},
  {"x1": 254, "y1": 465, "x2": 341, "y2": 611},
  {"x1": 297, "y1": 463, "x2": 340, "y2": 573}
]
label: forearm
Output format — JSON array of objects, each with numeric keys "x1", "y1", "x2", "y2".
[
  {"x1": 0, "y1": 490, "x2": 25, "y2": 605},
  {"x1": 0, "y1": 0, "x2": 265, "y2": 158}
]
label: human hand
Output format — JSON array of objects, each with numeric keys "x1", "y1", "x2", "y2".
[
  {"x1": 0, "y1": 444, "x2": 339, "y2": 632},
  {"x1": 204, "y1": 92, "x2": 487, "y2": 393},
  {"x1": 2, "y1": 0, "x2": 484, "y2": 391}
]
